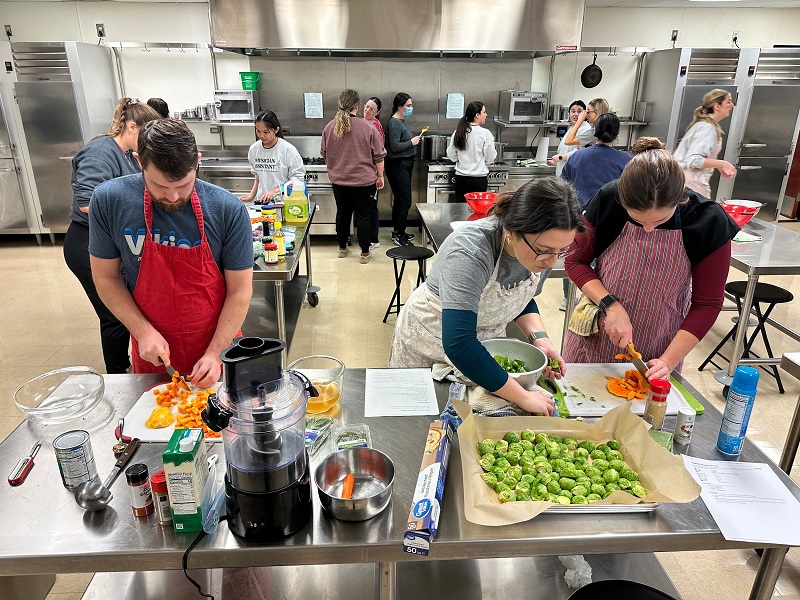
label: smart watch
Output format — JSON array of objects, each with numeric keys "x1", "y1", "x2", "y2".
[
  {"x1": 598, "y1": 294, "x2": 620, "y2": 313},
  {"x1": 529, "y1": 331, "x2": 549, "y2": 342}
]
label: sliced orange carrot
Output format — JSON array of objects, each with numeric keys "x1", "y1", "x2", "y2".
[{"x1": 341, "y1": 473, "x2": 355, "y2": 499}]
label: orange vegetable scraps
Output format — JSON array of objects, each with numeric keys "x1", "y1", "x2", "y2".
[{"x1": 605, "y1": 370, "x2": 650, "y2": 401}]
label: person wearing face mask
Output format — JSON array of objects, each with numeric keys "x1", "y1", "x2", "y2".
[
  {"x1": 548, "y1": 100, "x2": 591, "y2": 177},
  {"x1": 88, "y1": 119, "x2": 254, "y2": 388},
  {"x1": 390, "y1": 178, "x2": 583, "y2": 416},
  {"x1": 363, "y1": 97, "x2": 384, "y2": 250},
  {"x1": 385, "y1": 92, "x2": 421, "y2": 247},
  {"x1": 446, "y1": 100, "x2": 497, "y2": 203},
  {"x1": 561, "y1": 97, "x2": 609, "y2": 151},
  {"x1": 241, "y1": 110, "x2": 304, "y2": 204},
  {"x1": 562, "y1": 150, "x2": 738, "y2": 381}
]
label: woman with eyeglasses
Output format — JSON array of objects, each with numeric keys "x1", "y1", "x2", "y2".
[
  {"x1": 562, "y1": 150, "x2": 738, "y2": 381},
  {"x1": 560, "y1": 97, "x2": 609, "y2": 154},
  {"x1": 363, "y1": 97, "x2": 384, "y2": 250},
  {"x1": 548, "y1": 100, "x2": 590, "y2": 177},
  {"x1": 390, "y1": 178, "x2": 583, "y2": 416},
  {"x1": 63, "y1": 97, "x2": 160, "y2": 374}
]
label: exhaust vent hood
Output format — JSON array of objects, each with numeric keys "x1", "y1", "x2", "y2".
[{"x1": 210, "y1": 0, "x2": 585, "y2": 53}]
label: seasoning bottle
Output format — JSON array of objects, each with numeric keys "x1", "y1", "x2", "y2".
[
  {"x1": 150, "y1": 469, "x2": 172, "y2": 526},
  {"x1": 264, "y1": 242, "x2": 278, "y2": 265},
  {"x1": 643, "y1": 379, "x2": 670, "y2": 430},
  {"x1": 125, "y1": 463, "x2": 154, "y2": 517},
  {"x1": 273, "y1": 221, "x2": 286, "y2": 258}
]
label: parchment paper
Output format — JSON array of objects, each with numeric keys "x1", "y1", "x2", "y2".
[{"x1": 454, "y1": 401, "x2": 701, "y2": 526}]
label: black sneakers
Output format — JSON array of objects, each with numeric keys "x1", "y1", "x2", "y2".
[{"x1": 391, "y1": 232, "x2": 414, "y2": 247}]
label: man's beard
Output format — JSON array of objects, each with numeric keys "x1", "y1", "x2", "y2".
[{"x1": 149, "y1": 191, "x2": 192, "y2": 214}]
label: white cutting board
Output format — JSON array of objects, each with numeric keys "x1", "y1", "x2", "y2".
[
  {"x1": 559, "y1": 363, "x2": 690, "y2": 417},
  {"x1": 123, "y1": 382, "x2": 222, "y2": 443}
]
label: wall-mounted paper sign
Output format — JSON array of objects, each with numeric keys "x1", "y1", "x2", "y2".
[
  {"x1": 303, "y1": 92, "x2": 324, "y2": 119},
  {"x1": 445, "y1": 93, "x2": 465, "y2": 119}
]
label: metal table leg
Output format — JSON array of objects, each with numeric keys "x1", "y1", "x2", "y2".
[
  {"x1": 716, "y1": 273, "x2": 759, "y2": 386},
  {"x1": 561, "y1": 280, "x2": 577, "y2": 353},
  {"x1": 304, "y1": 223, "x2": 320, "y2": 306},
  {"x1": 275, "y1": 280, "x2": 287, "y2": 368},
  {"x1": 378, "y1": 561, "x2": 396, "y2": 600},
  {"x1": 1, "y1": 574, "x2": 56, "y2": 600},
  {"x1": 749, "y1": 546, "x2": 789, "y2": 600},
  {"x1": 778, "y1": 367, "x2": 800, "y2": 475}
]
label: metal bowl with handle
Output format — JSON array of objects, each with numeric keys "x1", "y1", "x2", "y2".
[
  {"x1": 480, "y1": 338, "x2": 548, "y2": 390},
  {"x1": 314, "y1": 448, "x2": 394, "y2": 521}
]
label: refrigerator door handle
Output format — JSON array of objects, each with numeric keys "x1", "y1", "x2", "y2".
[
  {"x1": 739, "y1": 165, "x2": 762, "y2": 171},
  {"x1": 741, "y1": 143, "x2": 768, "y2": 149}
]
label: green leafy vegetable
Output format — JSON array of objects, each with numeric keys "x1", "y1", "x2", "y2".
[{"x1": 494, "y1": 355, "x2": 528, "y2": 373}]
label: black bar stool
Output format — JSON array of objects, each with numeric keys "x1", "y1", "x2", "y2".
[
  {"x1": 383, "y1": 245, "x2": 435, "y2": 323},
  {"x1": 699, "y1": 281, "x2": 793, "y2": 392}
]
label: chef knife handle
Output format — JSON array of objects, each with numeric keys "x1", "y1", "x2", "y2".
[{"x1": 114, "y1": 438, "x2": 140, "y2": 469}]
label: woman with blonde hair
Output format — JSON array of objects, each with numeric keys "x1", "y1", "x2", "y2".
[
  {"x1": 562, "y1": 97, "x2": 609, "y2": 150},
  {"x1": 321, "y1": 89, "x2": 387, "y2": 264},
  {"x1": 63, "y1": 97, "x2": 160, "y2": 373},
  {"x1": 673, "y1": 88, "x2": 737, "y2": 198}
]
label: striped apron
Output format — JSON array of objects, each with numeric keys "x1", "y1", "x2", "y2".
[{"x1": 563, "y1": 214, "x2": 692, "y2": 371}]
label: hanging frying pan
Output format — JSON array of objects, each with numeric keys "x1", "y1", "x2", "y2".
[{"x1": 581, "y1": 53, "x2": 602, "y2": 88}]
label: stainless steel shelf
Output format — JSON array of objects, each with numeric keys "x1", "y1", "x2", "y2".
[{"x1": 493, "y1": 118, "x2": 647, "y2": 128}]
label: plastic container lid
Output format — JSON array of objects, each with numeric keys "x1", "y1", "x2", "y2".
[
  {"x1": 125, "y1": 463, "x2": 149, "y2": 485},
  {"x1": 179, "y1": 436, "x2": 195, "y2": 452},
  {"x1": 731, "y1": 365, "x2": 759, "y2": 393},
  {"x1": 150, "y1": 470, "x2": 167, "y2": 493},
  {"x1": 649, "y1": 379, "x2": 671, "y2": 398}
]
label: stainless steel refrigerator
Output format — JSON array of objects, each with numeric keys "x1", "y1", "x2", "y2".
[
  {"x1": 0, "y1": 93, "x2": 30, "y2": 235},
  {"x1": 11, "y1": 42, "x2": 118, "y2": 234}
]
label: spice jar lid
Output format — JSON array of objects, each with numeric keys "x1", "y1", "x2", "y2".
[
  {"x1": 125, "y1": 463, "x2": 150, "y2": 485},
  {"x1": 649, "y1": 379, "x2": 671, "y2": 397},
  {"x1": 264, "y1": 243, "x2": 278, "y2": 250},
  {"x1": 150, "y1": 469, "x2": 168, "y2": 493}
]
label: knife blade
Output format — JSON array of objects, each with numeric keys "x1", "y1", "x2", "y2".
[
  {"x1": 628, "y1": 344, "x2": 649, "y2": 378},
  {"x1": 160, "y1": 356, "x2": 191, "y2": 391}
]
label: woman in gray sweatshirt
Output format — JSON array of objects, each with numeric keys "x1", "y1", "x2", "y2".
[{"x1": 385, "y1": 92, "x2": 421, "y2": 247}]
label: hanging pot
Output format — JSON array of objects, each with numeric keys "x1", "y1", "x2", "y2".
[{"x1": 580, "y1": 53, "x2": 603, "y2": 89}]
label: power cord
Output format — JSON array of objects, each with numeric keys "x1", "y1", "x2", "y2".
[{"x1": 182, "y1": 515, "x2": 230, "y2": 599}]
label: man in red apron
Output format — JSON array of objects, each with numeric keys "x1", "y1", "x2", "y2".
[{"x1": 89, "y1": 120, "x2": 254, "y2": 388}]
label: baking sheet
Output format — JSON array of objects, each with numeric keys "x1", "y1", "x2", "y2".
[
  {"x1": 122, "y1": 382, "x2": 222, "y2": 443},
  {"x1": 559, "y1": 363, "x2": 690, "y2": 417}
]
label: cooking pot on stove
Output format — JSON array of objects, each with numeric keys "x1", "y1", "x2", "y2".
[{"x1": 421, "y1": 135, "x2": 449, "y2": 162}]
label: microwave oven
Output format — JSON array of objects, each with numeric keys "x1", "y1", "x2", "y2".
[
  {"x1": 213, "y1": 90, "x2": 256, "y2": 122},
  {"x1": 498, "y1": 91, "x2": 548, "y2": 123}
]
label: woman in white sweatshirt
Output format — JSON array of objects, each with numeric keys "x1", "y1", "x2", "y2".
[{"x1": 447, "y1": 101, "x2": 497, "y2": 203}]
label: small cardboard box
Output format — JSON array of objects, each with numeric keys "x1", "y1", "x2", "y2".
[
  {"x1": 163, "y1": 428, "x2": 208, "y2": 533},
  {"x1": 403, "y1": 420, "x2": 453, "y2": 557}
]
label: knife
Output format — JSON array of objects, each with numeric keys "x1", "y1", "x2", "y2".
[
  {"x1": 160, "y1": 356, "x2": 191, "y2": 391},
  {"x1": 628, "y1": 344, "x2": 649, "y2": 378}
]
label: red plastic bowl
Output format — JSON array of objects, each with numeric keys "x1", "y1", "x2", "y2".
[
  {"x1": 721, "y1": 200, "x2": 762, "y2": 227},
  {"x1": 464, "y1": 192, "x2": 497, "y2": 215}
]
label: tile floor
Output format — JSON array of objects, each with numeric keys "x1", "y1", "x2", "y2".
[{"x1": 1, "y1": 221, "x2": 799, "y2": 600}]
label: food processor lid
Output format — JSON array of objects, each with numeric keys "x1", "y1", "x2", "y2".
[{"x1": 219, "y1": 371, "x2": 308, "y2": 421}]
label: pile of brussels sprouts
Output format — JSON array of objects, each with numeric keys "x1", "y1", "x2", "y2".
[{"x1": 477, "y1": 430, "x2": 649, "y2": 504}]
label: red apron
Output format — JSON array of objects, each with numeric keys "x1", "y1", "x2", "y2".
[
  {"x1": 563, "y1": 215, "x2": 692, "y2": 371},
  {"x1": 130, "y1": 188, "x2": 227, "y2": 378}
]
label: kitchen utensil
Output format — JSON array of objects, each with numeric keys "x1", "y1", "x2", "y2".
[
  {"x1": 628, "y1": 344, "x2": 649, "y2": 378},
  {"x1": 421, "y1": 135, "x2": 449, "y2": 161},
  {"x1": 8, "y1": 441, "x2": 41, "y2": 486},
  {"x1": 159, "y1": 356, "x2": 191, "y2": 391},
  {"x1": 581, "y1": 53, "x2": 603, "y2": 88},
  {"x1": 549, "y1": 104, "x2": 563, "y2": 122},
  {"x1": 74, "y1": 438, "x2": 141, "y2": 512},
  {"x1": 420, "y1": 126, "x2": 430, "y2": 135},
  {"x1": 206, "y1": 103, "x2": 216, "y2": 121},
  {"x1": 479, "y1": 338, "x2": 547, "y2": 390},
  {"x1": 114, "y1": 418, "x2": 132, "y2": 443},
  {"x1": 721, "y1": 199, "x2": 763, "y2": 226},
  {"x1": 538, "y1": 377, "x2": 568, "y2": 417},
  {"x1": 314, "y1": 448, "x2": 394, "y2": 521},
  {"x1": 464, "y1": 192, "x2": 497, "y2": 215},
  {"x1": 14, "y1": 367, "x2": 105, "y2": 424},
  {"x1": 198, "y1": 104, "x2": 209, "y2": 121},
  {"x1": 287, "y1": 354, "x2": 344, "y2": 414},
  {"x1": 181, "y1": 108, "x2": 199, "y2": 120}
]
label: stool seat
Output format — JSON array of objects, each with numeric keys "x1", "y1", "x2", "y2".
[
  {"x1": 386, "y1": 246, "x2": 435, "y2": 262},
  {"x1": 725, "y1": 281, "x2": 793, "y2": 304}
]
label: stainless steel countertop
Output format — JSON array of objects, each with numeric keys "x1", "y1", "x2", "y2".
[
  {"x1": 199, "y1": 159, "x2": 328, "y2": 174},
  {"x1": 783, "y1": 352, "x2": 800, "y2": 379},
  {"x1": 1, "y1": 370, "x2": 798, "y2": 576},
  {"x1": 424, "y1": 160, "x2": 556, "y2": 176},
  {"x1": 731, "y1": 218, "x2": 800, "y2": 275},
  {"x1": 251, "y1": 202, "x2": 314, "y2": 282}
]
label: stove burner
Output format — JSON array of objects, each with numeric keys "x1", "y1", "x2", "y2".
[{"x1": 302, "y1": 157, "x2": 326, "y2": 166}]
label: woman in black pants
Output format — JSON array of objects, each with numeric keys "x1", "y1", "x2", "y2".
[
  {"x1": 63, "y1": 98, "x2": 160, "y2": 373},
  {"x1": 385, "y1": 92, "x2": 421, "y2": 247}
]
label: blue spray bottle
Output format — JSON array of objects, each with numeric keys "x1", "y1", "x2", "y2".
[{"x1": 716, "y1": 366, "x2": 760, "y2": 456}]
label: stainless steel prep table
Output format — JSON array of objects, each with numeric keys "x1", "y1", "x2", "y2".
[
  {"x1": 717, "y1": 219, "x2": 800, "y2": 388},
  {"x1": 1, "y1": 373, "x2": 799, "y2": 600}
]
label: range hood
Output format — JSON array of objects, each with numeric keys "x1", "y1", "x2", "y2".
[{"x1": 210, "y1": 0, "x2": 585, "y2": 53}]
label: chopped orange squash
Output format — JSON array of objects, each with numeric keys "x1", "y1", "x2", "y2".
[{"x1": 606, "y1": 369, "x2": 649, "y2": 401}]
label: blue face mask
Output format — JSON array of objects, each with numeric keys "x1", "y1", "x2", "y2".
[{"x1": 403, "y1": 106, "x2": 413, "y2": 118}]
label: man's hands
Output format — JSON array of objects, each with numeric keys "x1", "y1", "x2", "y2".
[
  {"x1": 189, "y1": 352, "x2": 223, "y2": 389},
  {"x1": 603, "y1": 303, "x2": 633, "y2": 349}
]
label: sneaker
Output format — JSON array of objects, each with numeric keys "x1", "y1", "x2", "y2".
[
  {"x1": 404, "y1": 232, "x2": 415, "y2": 241},
  {"x1": 369, "y1": 241, "x2": 381, "y2": 251},
  {"x1": 392, "y1": 232, "x2": 414, "y2": 247},
  {"x1": 337, "y1": 247, "x2": 349, "y2": 258},
  {"x1": 559, "y1": 299, "x2": 567, "y2": 312},
  {"x1": 360, "y1": 252, "x2": 372, "y2": 264}
]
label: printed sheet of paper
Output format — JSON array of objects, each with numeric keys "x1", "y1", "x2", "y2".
[
  {"x1": 445, "y1": 93, "x2": 465, "y2": 119},
  {"x1": 364, "y1": 369, "x2": 439, "y2": 417},
  {"x1": 683, "y1": 455, "x2": 800, "y2": 545},
  {"x1": 303, "y1": 93, "x2": 324, "y2": 119}
]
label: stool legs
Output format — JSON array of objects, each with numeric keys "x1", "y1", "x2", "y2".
[
  {"x1": 416, "y1": 259, "x2": 427, "y2": 287},
  {"x1": 383, "y1": 258, "x2": 407, "y2": 323}
]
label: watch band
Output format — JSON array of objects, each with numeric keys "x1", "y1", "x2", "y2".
[
  {"x1": 529, "y1": 331, "x2": 549, "y2": 342},
  {"x1": 598, "y1": 294, "x2": 619, "y2": 313}
]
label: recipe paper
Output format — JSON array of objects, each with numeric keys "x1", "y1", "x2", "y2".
[
  {"x1": 364, "y1": 369, "x2": 439, "y2": 417},
  {"x1": 683, "y1": 456, "x2": 800, "y2": 545},
  {"x1": 303, "y1": 92, "x2": 324, "y2": 119},
  {"x1": 445, "y1": 93, "x2": 465, "y2": 119}
]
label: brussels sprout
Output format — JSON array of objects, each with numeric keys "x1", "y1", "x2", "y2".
[
  {"x1": 490, "y1": 466, "x2": 505, "y2": 481},
  {"x1": 536, "y1": 472, "x2": 553, "y2": 485},
  {"x1": 482, "y1": 472, "x2": 498, "y2": 489},
  {"x1": 503, "y1": 477, "x2": 519, "y2": 489},
  {"x1": 498, "y1": 489, "x2": 516, "y2": 503},
  {"x1": 548, "y1": 434, "x2": 563, "y2": 444},
  {"x1": 606, "y1": 439, "x2": 621, "y2": 451},
  {"x1": 609, "y1": 459, "x2": 625, "y2": 472},
  {"x1": 495, "y1": 457, "x2": 511, "y2": 471},
  {"x1": 519, "y1": 439, "x2": 534, "y2": 452},
  {"x1": 493, "y1": 449, "x2": 507, "y2": 460},
  {"x1": 503, "y1": 432, "x2": 520, "y2": 445},
  {"x1": 593, "y1": 459, "x2": 610, "y2": 472},
  {"x1": 533, "y1": 454, "x2": 548, "y2": 464},
  {"x1": 571, "y1": 495, "x2": 588, "y2": 504},
  {"x1": 578, "y1": 441, "x2": 595, "y2": 454},
  {"x1": 590, "y1": 483, "x2": 606, "y2": 496},
  {"x1": 508, "y1": 442, "x2": 524, "y2": 455},
  {"x1": 516, "y1": 480, "x2": 531, "y2": 493},
  {"x1": 605, "y1": 482, "x2": 620, "y2": 493},
  {"x1": 515, "y1": 491, "x2": 532, "y2": 502},
  {"x1": 536, "y1": 462, "x2": 554, "y2": 474},
  {"x1": 572, "y1": 484, "x2": 588, "y2": 497},
  {"x1": 477, "y1": 439, "x2": 496, "y2": 455},
  {"x1": 573, "y1": 462, "x2": 588, "y2": 473},
  {"x1": 559, "y1": 477, "x2": 577, "y2": 490},
  {"x1": 576, "y1": 476, "x2": 591, "y2": 486},
  {"x1": 520, "y1": 474, "x2": 536, "y2": 486},
  {"x1": 520, "y1": 428, "x2": 536, "y2": 442},
  {"x1": 479, "y1": 455, "x2": 496, "y2": 471},
  {"x1": 573, "y1": 448, "x2": 590, "y2": 460},
  {"x1": 547, "y1": 443, "x2": 561, "y2": 458},
  {"x1": 590, "y1": 449, "x2": 606, "y2": 460},
  {"x1": 606, "y1": 450, "x2": 623, "y2": 462},
  {"x1": 547, "y1": 480, "x2": 562, "y2": 494},
  {"x1": 584, "y1": 467, "x2": 601, "y2": 478},
  {"x1": 555, "y1": 495, "x2": 571, "y2": 505},
  {"x1": 561, "y1": 467, "x2": 579, "y2": 480},
  {"x1": 596, "y1": 443, "x2": 610, "y2": 454},
  {"x1": 558, "y1": 489, "x2": 573, "y2": 500},
  {"x1": 573, "y1": 456, "x2": 589, "y2": 468},
  {"x1": 535, "y1": 433, "x2": 549, "y2": 446},
  {"x1": 521, "y1": 464, "x2": 536, "y2": 477},
  {"x1": 617, "y1": 478, "x2": 631, "y2": 490},
  {"x1": 590, "y1": 475, "x2": 606, "y2": 486},
  {"x1": 630, "y1": 483, "x2": 648, "y2": 498},
  {"x1": 534, "y1": 483, "x2": 548, "y2": 498},
  {"x1": 603, "y1": 469, "x2": 620, "y2": 484},
  {"x1": 551, "y1": 458, "x2": 567, "y2": 473},
  {"x1": 563, "y1": 436, "x2": 578, "y2": 450},
  {"x1": 586, "y1": 493, "x2": 602, "y2": 503},
  {"x1": 521, "y1": 448, "x2": 536, "y2": 460},
  {"x1": 519, "y1": 457, "x2": 534, "y2": 470},
  {"x1": 495, "y1": 483, "x2": 511, "y2": 494},
  {"x1": 506, "y1": 450, "x2": 521, "y2": 466},
  {"x1": 620, "y1": 468, "x2": 639, "y2": 482},
  {"x1": 562, "y1": 454, "x2": 576, "y2": 464},
  {"x1": 494, "y1": 439, "x2": 509, "y2": 453},
  {"x1": 534, "y1": 442, "x2": 547, "y2": 456},
  {"x1": 507, "y1": 466, "x2": 523, "y2": 481},
  {"x1": 559, "y1": 443, "x2": 570, "y2": 454}
]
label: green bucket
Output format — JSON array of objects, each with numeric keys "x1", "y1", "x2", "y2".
[{"x1": 240, "y1": 71, "x2": 259, "y2": 90}]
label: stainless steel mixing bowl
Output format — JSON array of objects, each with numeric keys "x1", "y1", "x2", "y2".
[{"x1": 314, "y1": 448, "x2": 394, "y2": 521}]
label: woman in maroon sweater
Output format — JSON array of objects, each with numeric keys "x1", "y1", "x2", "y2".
[{"x1": 563, "y1": 149, "x2": 738, "y2": 380}]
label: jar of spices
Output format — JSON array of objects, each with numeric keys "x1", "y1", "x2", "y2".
[
  {"x1": 150, "y1": 469, "x2": 172, "y2": 526},
  {"x1": 264, "y1": 242, "x2": 278, "y2": 265},
  {"x1": 125, "y1": 463, "x2": 154, "y2": 517},
  {"x1": 643, "y1": 379, "x2": 670, "y2": 431}
]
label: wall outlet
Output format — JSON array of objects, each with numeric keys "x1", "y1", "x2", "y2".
[
  {"x1": 96, "y1": 23, "x2": 106, "y2": 38},
  {"x1": 4, "y1": 25, "x2": 12, "y2": 38},
  {"x1": 732, "y1": 30, "x2": 740, "y2": 43},
  {"x1": 671, "y1": 29, "x2": 679, "y2": 43}
]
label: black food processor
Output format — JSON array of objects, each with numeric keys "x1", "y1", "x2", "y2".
[{"x1": 202, "y1": 337, "x2": 317, "y2": 541}]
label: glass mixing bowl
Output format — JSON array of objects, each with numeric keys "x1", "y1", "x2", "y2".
[
  {"x1": 287, "y1": 355, "x2": 345, "y2": 414},
  {"x1": 13, "y1": 366, "x2": 105, "y2": 424}
]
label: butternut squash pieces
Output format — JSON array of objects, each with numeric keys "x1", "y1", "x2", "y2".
[{"x1": 606, "y1": 370, "x2": 650, "y2": 401}]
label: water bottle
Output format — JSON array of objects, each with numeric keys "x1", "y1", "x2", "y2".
[{"x1": 716, "y1": 366, "x2": 759, "y2": 456}]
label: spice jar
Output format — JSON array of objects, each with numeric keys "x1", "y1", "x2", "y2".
[
  {"x1": 151, "y1": 469, "x2": 172, "y2": 526},
  {"x1": 264, "y1": 242, "x2": 278, "y2": 265},
  {"x1": 125, "y1": 463, "x2": 154, "y2": 517},
  {"x1": 643, "y1": 379, "x2": 670, "y2": 431}
]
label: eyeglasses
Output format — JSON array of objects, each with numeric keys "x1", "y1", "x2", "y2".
[
  {"x1": 586, "y1": 109, "x2": 597, "y2": 115},
  {"x1": 518, "y1": 232, "x2": 579, "y2": 261},
  {"x1": 364, "y1": 105, "x2": 377, "y2": 112}
]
